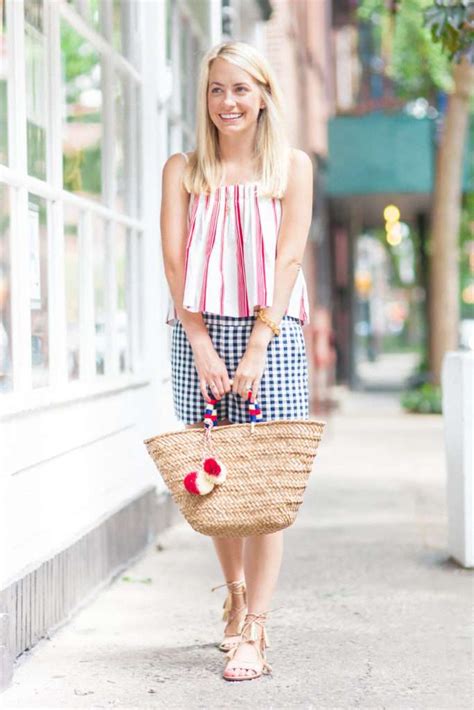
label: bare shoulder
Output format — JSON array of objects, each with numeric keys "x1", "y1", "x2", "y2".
[
  {"x1": 162, "y1": 152, "x2": 187, "y2": 179},
  {"x1": 289, "y1": 148, "x2": 312, "y2": 178},
  {"x1": 282, "y1": 148, "x2": 312, "y2": 202},
  {"x1": 162, "y1": 152, "x2": 194, "y2": 196}
]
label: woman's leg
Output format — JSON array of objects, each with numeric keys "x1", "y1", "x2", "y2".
[
  {"x1": 185, "y1": 418, "x2": 244, "y2": 581},
  {"x1": 244, "y1": 530, "x2": 283, "y2": 614},
  {"x1": 185, "y1": 418, "x2": 245, "y2": 642},
  {"x1": 212, "y1": 537, "x2": 244, "y2": 582},
  {"x1": 223, "y1": 530, "x2": 283, "y2": 678}
]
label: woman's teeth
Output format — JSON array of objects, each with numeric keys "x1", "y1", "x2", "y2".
[{"x1": 220, "y1": 113, "x2": 243, "y2": 120}]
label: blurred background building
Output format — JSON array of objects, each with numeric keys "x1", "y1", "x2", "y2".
[
  {"x1": 0, "y1": 0, "x2": 472, "y2": 688},
  {"x1": 326, "y1": 0, "x2": 473, "y2": 391},
  {"x1": 0, "y1": 0, "x2": 272, "y2": 686}
]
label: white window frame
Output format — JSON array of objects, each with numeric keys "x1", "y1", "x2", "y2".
[
  {"x1": 167, "y1": 0, "x2": 212, "y2": 154},
  {"x1": 0, "y1": 0, "x2": 146, "y2": 417}
]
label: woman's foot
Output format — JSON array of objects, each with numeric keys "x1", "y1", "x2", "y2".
[
  {"x1": 213, "y1": 580, "x2": 247, "y2": 652},
  {"x1": 223, "y1": 612, "x2": 272, "y2": 681}
]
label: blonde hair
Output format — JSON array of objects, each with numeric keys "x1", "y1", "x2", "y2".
[{"x1": 183, "y1": 41, "x2": 291, "y2": 198}]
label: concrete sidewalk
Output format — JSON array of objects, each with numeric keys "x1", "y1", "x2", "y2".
[{"x1": 2, "y1": 390, "x2": 472, "y2": 709}]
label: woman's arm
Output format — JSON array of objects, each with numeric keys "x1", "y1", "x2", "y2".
[
  {"x1": 232, "y1": 148, "x2": 313, "y2": 401},
  {"x1": 161, "y1": 154, "x2": 231, "y2": 402}
]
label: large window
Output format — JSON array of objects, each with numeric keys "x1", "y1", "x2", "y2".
[
  {"x1": 61, "y1": 21, "x2": 103, "y2": 202},
  {"x1": 28, "y1": 193, "x2": 49, "y2": 388},
  {"x1": 0, "y1": 183, "x2": 11, "y2": 393},
  {"x1": 25, "y1": 0, "x2": 47, "y2": 180},
  {"x1": 64, "y1": 203, "x2": 80, "y2": 380},
  {"x1": 167, "y1": 0, "x2": 209, "y2": 153},
  {"x1": 0, "y1": 0, "x2": 9, "y2": 164},
  {"x1": 0, "y1": 0, "x2": 143, "y2": 407}
]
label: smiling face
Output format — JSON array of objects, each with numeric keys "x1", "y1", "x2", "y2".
[{"x1": 207, "y1": 57, "x2": 265, "y2": 135}]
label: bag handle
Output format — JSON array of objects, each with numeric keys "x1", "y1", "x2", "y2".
[{"x1": 203, "y1": 388, "x2": 262, "y2": 432}]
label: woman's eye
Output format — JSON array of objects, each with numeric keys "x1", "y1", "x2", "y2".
[{"x1": 210, "y1": 87, "x2": 247, "y2": 94}]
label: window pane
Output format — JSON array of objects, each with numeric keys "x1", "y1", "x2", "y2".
[
  {"x1": 61, "y1": 20, "x2": 102, "y2": 202},
  {"x1": 180, "y1": 18, "x2": 189, "y2": 119},
  {"x1": 190, "y1": 35, "x2": 199, "y2": 134},
  {"x1": 66, "y1": 0, "x2": 101, "y2": 33},
  {"x1": 115, "y1": 75, "x2": 126, "y2": 213},
  {"x1": 93, "y1": 218, "x2": 106, "y2": 375},
  {"x1": 25, "y1": 0, "x2": 47, "y2": 180},
  {"x1": 189, "y1": 0, "x2": 209, "y2": 37},
  {"x1": 165, "y1": 0, "x2": 172, "y2": 63},
  {"x1": 112, "y1": 0, "x2": 140, "y2": 66},
  {"x1": 88, "y1": 0, "x2": 101, "y2": 31},
  {"x1": 64, "y1": 204, "x2": 80, "y2": 380},
  {"x1": 115, "y1": 74, "x2": 140, "y2": 215},
  {"x1": 29, "y1": 193, "x2": 49, "y2": 388},
  {"x1": 116, "y1": 224, "x2": 131, "y2": 373},
  {"x1": 0, "y1": 183, "x2": 12, "y2": 392},
  {"x1": 136, "y1": 232, "x2": 143, "y2": 362},
  {"x1": 0, "y1": 0, "x2": 9, "y2": 165},
  {"x1": 135, "y1": 84, "x2": 142, "y2": 217}
]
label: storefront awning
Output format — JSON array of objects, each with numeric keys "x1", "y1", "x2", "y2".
[{"x1": 325, "y1": 112, "x2": 473, "y2": 197}]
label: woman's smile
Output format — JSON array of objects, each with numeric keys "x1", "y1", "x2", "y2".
[{"x1": 219, "y1": 112, "x2": 244, "y2": 122}]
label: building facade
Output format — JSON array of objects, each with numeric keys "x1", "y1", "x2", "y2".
[
  {"x1": 0, "y1": 0, "x2": 319, "y2": 688},
  {"x1": 264, "y1": 0, "x2": 336, "y2": 408},
  {"x1": 0, "y1": 0, "x2": 177, "y2": 687}
]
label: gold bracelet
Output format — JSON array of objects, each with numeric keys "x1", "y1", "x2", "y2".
[{"x1": 256, "y1": 308, "x2": 280, "y2": 336}]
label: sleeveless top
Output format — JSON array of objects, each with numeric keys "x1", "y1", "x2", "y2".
[{"x1": 165, "y1": 153, "x2": 310, "y2": 326}]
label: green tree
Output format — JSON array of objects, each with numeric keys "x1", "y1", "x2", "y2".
[
  {"x1": 423, "y1": 1, "x2": 473, "y2": 383},
  {"x1": 358, "y1": 0, "x2": 474, "y2": 384}
]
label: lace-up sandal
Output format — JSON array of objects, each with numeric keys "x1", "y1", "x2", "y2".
[
  {"x1": 211, "y1": 580, "x2": 248, "y2": 652},
  {"x1": 223, "y1": 612, "x2": 272, "y2": 681}
]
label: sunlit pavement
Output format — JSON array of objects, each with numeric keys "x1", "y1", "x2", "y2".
[
  {"x1": 2, "y1": 389, "x2": 472, "y2": 709},
  {"x1": 356, "y1": 351, "x2": 420, "y2": 389}
]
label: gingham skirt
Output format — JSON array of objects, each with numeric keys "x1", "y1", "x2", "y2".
[{"x1": 171, "y1": 312, "x2": 309, "y2": 425}]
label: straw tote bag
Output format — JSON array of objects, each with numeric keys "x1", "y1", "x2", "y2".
[{"x1": 144, "y1": 396, "x2": 325, "y2": 537}]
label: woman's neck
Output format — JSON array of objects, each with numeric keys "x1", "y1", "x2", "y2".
[{"x1": 217, "y1": 129, "x2": 257, "y2": 165}]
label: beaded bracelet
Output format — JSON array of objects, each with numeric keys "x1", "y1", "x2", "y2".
[{"x1": 256, "y1": 308, "x2": 280, "y2": 336}]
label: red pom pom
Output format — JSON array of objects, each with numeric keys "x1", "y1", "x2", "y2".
[
  {"x1": 202, "y1": 457, "x2": 221, "y2": 477},
  {"x1": 183, "y1": 471, "x2": 200, "y2": 495}
]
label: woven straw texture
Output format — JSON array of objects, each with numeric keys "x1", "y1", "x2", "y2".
[{"x1": 144, "y1": 419, "x2": 325, "y2": 537}]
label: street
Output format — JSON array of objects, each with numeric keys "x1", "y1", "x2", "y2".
[{"x1": 2, "y1": 390, "x2": 472, "y2": 709}]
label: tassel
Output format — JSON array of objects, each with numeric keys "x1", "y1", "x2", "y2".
[
  {"x1": 248, "y1": 621, "x2": 258, "y2": 642},
  {"x1": 222, "y1": 593, "x2": 232, "y2": 622}
]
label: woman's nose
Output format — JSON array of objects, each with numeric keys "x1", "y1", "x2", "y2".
[{"x1": 222, "y1": 92, "x2": 236, "y2": 106}]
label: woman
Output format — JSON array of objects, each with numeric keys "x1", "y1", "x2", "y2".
[{"x1": 160, "y1": 40, "x2": 312, "y2": 681}]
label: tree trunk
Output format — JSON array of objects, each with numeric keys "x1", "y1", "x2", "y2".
[{"x1": 429, "y1": 57, "x2": 474, "y2": 385}]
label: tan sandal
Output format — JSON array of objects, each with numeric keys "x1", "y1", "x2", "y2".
[
  {"x1": 223, "y1": 612, "x2": 272, "y2": 681},
  {"x1": 211, "y1": 580, "x2": 247, "y2": 652}
]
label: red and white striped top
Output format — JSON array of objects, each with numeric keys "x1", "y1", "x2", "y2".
[{"x1": 166, "y1": 161, "x2": 310, "y2": 326}]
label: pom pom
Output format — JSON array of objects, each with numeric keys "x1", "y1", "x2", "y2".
[
  {"x1": 183, "y1": 471, "x2": 215, "y2": 496},
  {"x1": 203, "y1": 457, "x2": 221, "y2": 475},
  {"x1": 202, "y1": 457, "x2": 227, "y2": 485}
]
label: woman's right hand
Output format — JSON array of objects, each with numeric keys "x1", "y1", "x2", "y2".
[{"x1": 191, "y1": 340, "x2": 232, "y2": 403}]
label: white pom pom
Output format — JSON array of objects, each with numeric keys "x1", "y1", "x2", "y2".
[
  {"x1": 202, "y1": 458, "x2": 227, "y2": 485},
  {"x1": 196, "y1": 470, "x2": 215, "y2": 495}
]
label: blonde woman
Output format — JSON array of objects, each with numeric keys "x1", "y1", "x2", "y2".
[{"x1": 160, "y1": 41, "x2": 312, "y2": 681}]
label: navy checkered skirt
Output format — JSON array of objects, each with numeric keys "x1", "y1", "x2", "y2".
[{"x1": 171, "y1": 312, "x2": 309, "y2": 425}]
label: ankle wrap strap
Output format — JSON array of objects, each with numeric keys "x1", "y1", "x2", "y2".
[
  {"x1": 211, "y1": 579, "x2": 246, "y2": 593},
  {"x1": 241, "y1": 612, "x2": 269, "y2": 646}
]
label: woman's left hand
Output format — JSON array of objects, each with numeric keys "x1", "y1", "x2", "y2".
[{"x1": 232, "y1": 344, "x2": 267, "y2": 403}]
